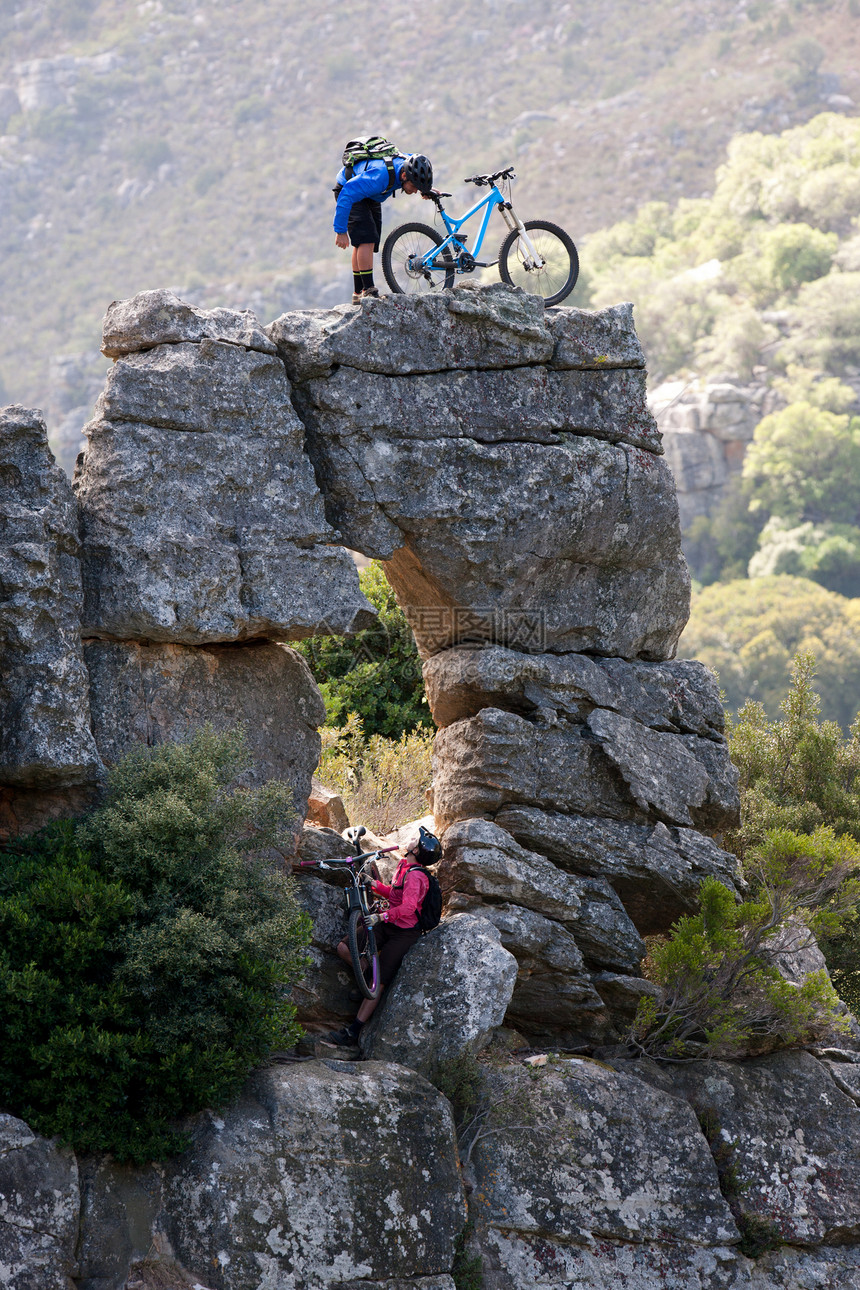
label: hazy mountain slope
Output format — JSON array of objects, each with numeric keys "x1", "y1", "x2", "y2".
[{"x1": 1, "y1": 0, "x2": 858, "y2": 446}]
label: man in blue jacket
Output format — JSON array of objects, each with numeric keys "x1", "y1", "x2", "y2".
[{"x1": 334, "y1": 153, "x2": 434, "y2": 302}]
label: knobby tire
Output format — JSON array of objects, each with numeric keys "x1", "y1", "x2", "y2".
[
  {"x1": 382, "y1": 222, "x2": 456, "y2": 294},
  {"x1": 348, "y1": 907, "x2": 382, "y2": 1001},
  {"x1": 498, "y1": 219, "x2": 579, "y2": 306}
]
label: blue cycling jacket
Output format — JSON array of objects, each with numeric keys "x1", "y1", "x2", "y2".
[{"x1": 333, "y1": 156, "x2": 407, "y2": 234}]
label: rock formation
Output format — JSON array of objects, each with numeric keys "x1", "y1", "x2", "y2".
[
  {"x1": 3, "y1": 284, "x2": 859, "y2": 1290},
  {"x1": 650, "y1": 375, "x2": 779, "y2": 531}
]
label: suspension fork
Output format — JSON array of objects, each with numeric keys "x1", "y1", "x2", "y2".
[{"x1": 498, "y1": 202, "x2": 545, "y2": 268}]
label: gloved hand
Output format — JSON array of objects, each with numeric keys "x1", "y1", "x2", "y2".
[{"x1": 364, "y1": 913, "x2": 383, "y2": 928}]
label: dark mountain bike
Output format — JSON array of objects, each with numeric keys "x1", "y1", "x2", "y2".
[
  {"x1": 299, "y1": 833, "x2": 399, "y2": 1001},
  {"x1": 381, "y1": 165, "x2": 579, "y2": 306}
]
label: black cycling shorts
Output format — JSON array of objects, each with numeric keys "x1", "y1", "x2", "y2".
[
  {"x1": 357, "y1": 921, "x2": 422, "y2": 986},
  {"x1": 348, "y1": 197, "x2": 383, "y2": 250}
]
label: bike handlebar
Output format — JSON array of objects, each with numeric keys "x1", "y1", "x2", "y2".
[
  {"x1": 464, "y1": 166, "x2": 516, "y2": 186},
  {"x1": 298, "y1": 844, "x2": 399, "y2": 868}
]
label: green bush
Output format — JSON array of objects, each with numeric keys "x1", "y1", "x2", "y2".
[
  {"x1": 748, "y1": 518, "x2": 860, "y2": 597},
  {"x1": 633, "y1": 842, "x2": 856, "y2": 1060},
  {"x1": 635, "y1": 655, "x2": 860, "y2": 1053},
  {"x1": 729, "y1": 653, "x2": 860, "y2": 1008},
  {"x1": 0, "y1": 728, "x2": 311, "y2": 1163},
  {"x1": 297, "y1": 561, "x2": 430, "y2": 739}
]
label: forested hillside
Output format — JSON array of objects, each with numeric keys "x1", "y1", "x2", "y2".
[{"x1": 1, "y1": 0, "x2": 858, "y2": 453}]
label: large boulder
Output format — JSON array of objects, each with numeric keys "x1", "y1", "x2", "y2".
[
  {"x1": 459, "y1": 902, "x2": 614, "y2": 1046},
  {"x1": 468, "y1": 1057, "x2": 738, "y2": 1257},
  {"x1": 361, "y1": 914, "x2": 518, "y2": 1074},
  {"x1": 432, "y1": 708, "x2": 739, "y2": 836},
  {"x1": 268, "y1": 281, "x2": 554, "y2": 380},
  {"x1": 310, "y1": 434, "x2": 688, "y2": 659},
  {"x1": 495, "y1": 806, "x2": 741, "y2": 935},
  {"x1": 75, "y1": 1062, "x2": 464, "y2": 1290},
  {"x1": 84, "y1": 638, "x2": 325, "y2": 827},
  {"x1": 101, "y1": 287, "x2": 277, "y2": 358},
  {"x1": 0, "y1": 405, "x2": 101, "y2": 792},
  {"x1": 75, "y1": 332, "x2": 373, "y2": 644},
  {"x1": 291, "y1": 874, "x2": 353, "y2": 1027},
  {"x1": 0, "y1": 1113, "x2": 80, "y2": 1290},
  {"x1": 273, "y1": 284, "x2": 687, "y2": 662},
  {"x1": 423, "y1": 646, "x2": 726, "y2": 737},
  {"x1": 658, "y1": 1051, "x2": 860, "y2": 1246},
  {"x1": 439, "y1": 818, "x2": 644, "y2": 973}
]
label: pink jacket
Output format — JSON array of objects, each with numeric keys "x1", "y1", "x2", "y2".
[{"x1": 372, "y1": 858, "x2": 429, "y2": 929}]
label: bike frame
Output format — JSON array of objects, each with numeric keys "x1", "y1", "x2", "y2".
[{"x1": 419, "y1": 183, "x2": 545, "y2": 275}]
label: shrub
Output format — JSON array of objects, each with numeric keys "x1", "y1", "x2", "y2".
[
  {"x1": 632, "y1": 855, "x2": 855, "y2": 1061},
  {"x1": 634, "y1": 654, "x2": 860, "y2": 1057},
  {"x1": 315, "y1": 713, "x2": 434, "y2": 835},
  {"x1": 0, "y1": 728, "x2": 311, "y2": 1162},
  {"x1": 297, "y1": 561, "x2": 430, "y2": 739}
]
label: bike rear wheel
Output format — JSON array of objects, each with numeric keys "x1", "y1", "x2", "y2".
[
  {"x1": 382, "y1": 222, "x2": 456, "y2": 294},
  {"x1": 498, "y1": 219, "x2": 579, "y2": 306},
  {"x1": 347, "y1": 907, "x2": 382, "y2": 1000}
]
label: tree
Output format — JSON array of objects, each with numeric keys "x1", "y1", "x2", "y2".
[
  {"x1": 297, "y1": 562, "x2": 430, "y2": 739},
  {"x1": 743, "y1": 401, "x2": 860, "y2": 526},
  {"x1": 0, "y1": 727, "x2": 311, "y2": 1162},
  {"x1": 679, "y1": 575, "x2": 860, "y2": 727}
]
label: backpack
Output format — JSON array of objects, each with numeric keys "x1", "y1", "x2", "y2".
[
  {"x1": 413, "y1": 865, "x2": 443, "y2": 934},
  {"x1": 341, "y1": 135, "x2": 402, "y2": 195}
]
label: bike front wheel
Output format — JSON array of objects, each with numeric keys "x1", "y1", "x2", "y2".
[
  {"x1": 382, "y1": 222, "x2": 456, "y2": 295},
  {"x1": 498, "y1": 219, "x2": 579, "y2": 306},
  {"x1": 347, "y1": 907, "x2": 382, "y2": 1000}
]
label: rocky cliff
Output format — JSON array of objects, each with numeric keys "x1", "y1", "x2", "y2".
[{"x1": 3, "y1": 285, "x2": 860, "y2": 1290}]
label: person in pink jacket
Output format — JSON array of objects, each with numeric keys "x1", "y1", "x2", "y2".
[{"x1": 327, "y1": 827, "x2": 441, "y2": 1047}]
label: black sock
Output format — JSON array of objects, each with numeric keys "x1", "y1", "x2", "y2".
[
  {"x1": 347, "y1": 1019, "x2": 363, "y2": 1038},
  {"x1": 353, "y1": 271, "x2": 364, "y2": 293},
  {"x1": 359, "y1": 269, "x2": 375, "y2": 291}
]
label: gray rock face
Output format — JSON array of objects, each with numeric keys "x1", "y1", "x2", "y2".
[
  {"x1": 361, "y1": 914, "x2": 518, "y2": 1074},
  {"x1": 480, "y1": 1230, "x2": 860, "y2": 1289},
  {"x1": 424, "y1": 646, "x2": 726, "y2": 736},
  {"x1": 268, "y1": 281, "x2": 554, "y2": 380},
  {"x1": 458, "y1": 902, "x2": 614, "y2": 1045},
  {"x1": 440, "y1": 818, "x2": 582, "y2": 925},
  {"x1": 651, "y1": 376, "x2": 776, "y2": 532},
  {"x1": 301, "y1": 364, "x2": 660, "y2": 452},
  {"x1": 84, "y1": 639, "x2": 324, "y2": 828},
  {"x1": 663, "y1": 1051, "x2": 860, "y2": 1246},
  {"x1": 470, "y1": 1058, "x2": 738, "y2": 1249},
  {"x1": 269, "y1": 283, "x2": 686, "y2": 662},
  {"x1": 495, "y1": 807, "x2": 741, "y2": 935},
  {"x1": 291, "y1": 874, "x2": 353, "y2": 1027},
  {"x1": 546, "y1": 300, "x2": 646, "y2": 369},
  {"x1": 439, "y1": 818, "x2": 644, "y2": 973},
  {"x1": 586, "y1": 707, "x2": 739, "y2": 830},
  {"x1": 0, "y1": 405, "x2": 101, "y2": 791},
  {"x1": 75, "y1": 1062, "x2": 464, "y2": 1290},
  {"x1": 76, "y1": 338, "x2": 373, "y2": 644},
  {"x1": 102, "y1": 287, "x2": 277, "y2": 358},
  {"x1": 0, "y1": 1113, "x2": 79, "y2": 1290},
  {"x1": 432, "y1": 708, "x2": 738, "y2": 836},
  {"x1": 309, "y1": 433, "x2": 687, "y2": 660}
]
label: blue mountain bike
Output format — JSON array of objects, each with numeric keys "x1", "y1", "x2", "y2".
[{"x1": 381, "y1": 165, "x2": 579, "y2": 307}]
